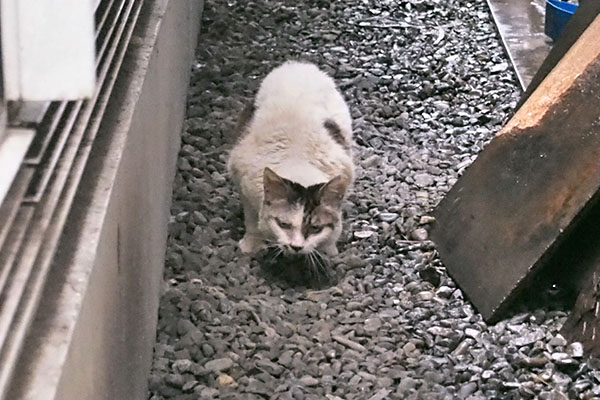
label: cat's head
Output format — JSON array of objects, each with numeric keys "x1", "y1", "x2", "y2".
[{"x1": 259, "y1": 167, "x2": 349, "y2": 255}]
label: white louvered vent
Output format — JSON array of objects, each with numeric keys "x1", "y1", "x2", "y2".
[{"x1": 0, "y1": 1, "x2": 145, "y2": 397}]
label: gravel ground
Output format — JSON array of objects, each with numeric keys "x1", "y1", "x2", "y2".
[{"x1": 147, "y1": 0, "x2": 600, "y2": 399}]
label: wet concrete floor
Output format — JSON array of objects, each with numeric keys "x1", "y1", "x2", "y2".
[{"x1": 487, "y1": 0, "x2": 554, "y2": 89}]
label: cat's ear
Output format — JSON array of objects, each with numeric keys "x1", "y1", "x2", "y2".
[
  {"x1": 319, "y1": 175, "x2": 349, "y2": 208},
  {"x1": 263, "y1": 167, "x2": 288, "y2": 204}
]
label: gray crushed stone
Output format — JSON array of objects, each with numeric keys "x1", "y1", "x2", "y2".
[{"x1": 148, "y1": 0, "x2": 600, "y2": 399}]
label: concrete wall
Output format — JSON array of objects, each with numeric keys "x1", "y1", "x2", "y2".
[{"x1": 6, "y1": 1, "x2": 203, "y2": 399}]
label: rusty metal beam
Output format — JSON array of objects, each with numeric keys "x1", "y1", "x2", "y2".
[{"x1": 431, "y1": 14, "x2": 600, "y2": 322}]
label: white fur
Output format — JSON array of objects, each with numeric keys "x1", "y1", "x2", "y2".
[{"x1": 228, "y1": 61, "x2": 354, "y2": 254}]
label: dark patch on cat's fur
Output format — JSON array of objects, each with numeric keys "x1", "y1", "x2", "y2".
[
  {"x1": 266, "y1": 175, "x2": 335, "y2": 236},
  {"x1": 264, "y1": 168, "x2": 346, "y2": 237},
  {"x1": 266, "y1": 174, "x2": 326, "y2": 213},
  {"x1": 264, "y1": 168, "x2": 316, "y2": 206},
  {"x1": 324, "y1": 119, "x2": 349, "y2": 152},
  {"x1": 233, "y1": 100, "x2": 256, "y2": 140}
]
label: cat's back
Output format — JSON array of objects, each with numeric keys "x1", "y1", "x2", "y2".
[
  {"x1": 228, "y1": 61, "x2": 354, "y2": 202},
  {"x1": 255, "y1": 61, "x2": 342, "y2": 114}
]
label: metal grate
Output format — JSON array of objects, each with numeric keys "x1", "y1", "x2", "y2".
[{"x1": 0, "y1": 1, "x2": 145, "y2": 397}]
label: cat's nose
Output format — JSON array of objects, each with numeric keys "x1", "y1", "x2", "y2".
[{"x1": 290, "y1": 245, "x2": 302, "y2": 253}]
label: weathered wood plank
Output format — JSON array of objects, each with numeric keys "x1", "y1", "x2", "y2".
[{"x1": 431, "y1": 15, "x2": 600, "y2": 322}]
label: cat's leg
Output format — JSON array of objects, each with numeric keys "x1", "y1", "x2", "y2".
[
  {"x1": 321, "y1": 243, "x2": 339, "y2": 256},
  {"x1": 239, "y1": 197, "x2": 264, "y2": 254},
  {"x1": 318, "y1": 236, "x2": 339, "y2": 256},
  {"x1": 239, "y1": 235, "x2": 261, "y2": 254},
  {"x1": 320, "y1": 224, "x2": 343, "y2": 256}
]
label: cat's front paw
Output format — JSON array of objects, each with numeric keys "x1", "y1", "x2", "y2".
[
  {"x1": 322, "y1": 244, "x2": 339, "y2": 256},
  {"x1": 239, "y1": 236, "x2": 262, "y2": 254}
]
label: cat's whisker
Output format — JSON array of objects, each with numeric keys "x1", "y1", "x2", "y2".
[
  {"x1": 310, "y1": 250, "x2": 331, "y2": 283},
  {"x1": 307, "y1": 252, "x2": 319, "y2": 281},
  {"x1": 267, "y1": 243, "x2": 286, "y2": 262},
  {"x1": 275, "y1": 247, "x2": 284, "y2": 258},
  {"x1": 306, "y1": 251, "x2": 323, "y2": 283},
  {"x1": 268, "y1": 249, "x2": 281, "y2": 260}
]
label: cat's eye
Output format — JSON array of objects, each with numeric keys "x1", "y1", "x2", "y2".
[
  {"x1": 276, "y1": 218, "x2": 292, "y2": 229},
  {"x1": 308, "y1": 225, "x2": 323, "y2": 234}
]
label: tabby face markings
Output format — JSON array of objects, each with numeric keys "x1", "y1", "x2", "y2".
[{"x1": 262, "y1": 168, "x2": 346, "y2": 254}]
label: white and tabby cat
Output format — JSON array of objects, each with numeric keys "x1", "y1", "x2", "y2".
[{"x1": 227, "y1": 61, "x2": 354, "y2": 256}]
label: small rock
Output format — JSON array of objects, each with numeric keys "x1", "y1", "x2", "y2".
[
  {"x1": 364, "y1": 317, "x2": 383, "y2": 332},
  {"x1": 490, "y1": 62, "x2": 509, "y2": 73},
  {"x1": 377, "y1": 377, "x2": 394, "y2": 388},
  {"x1": 194, "y1": 385, "x2": 218, "y2": 398},
  {"x1": 332, "y1": 335, "x2": 367, "y2": 352},
  {"x1": 363, "y1": 155, "x2": 381, "y2": 168},
  {"x1": 512, "y1": 330, "x2": 545, "y2": 347},
  {"x1": 427, "y1": 326, "x2": 453, "y2": 337},
  {"x1": 551, "y1": 352, "x2": 576, "y2": 365},
  {"x1": 397, "y1": 377, "x2": 418, "y2": 394},
  {"x1": 437, "y1": 286, "x2": 454, "y2": 298},
  {"x1": 182, "y1": 380, "x2": 198, "y2": 392},
  {"x1": 217, "y1": 374, "x2": 235, "y2": 387},
  {"x1": 379, "y1": 212, "x2": 399, "y2": 222},
  {"x1": 567, "y1": 342, "x2": 584, "y2": 358},
  {"x1": 204, "y1": 357, "x2": 233, "y2": 373},
  {"x1": 481, "y1": 370, "x2": 494, "y2": 380},
  {"x1": 172, "y1": 359, "x2": 194, "y2": 374},
  {"x1": 201, "y1": 343, "x2": 215, "y2": 357},
  {"x1": 300, "y1": 375, "x2": 319, "y2": 386},
  {"x1": 419, "y1": 215, "x2": 436, "y2": 224},
  {"x1": 416, "y1": 291, "x2": 434, "y2": 301},
  {"x1": 278, "y1": 351, "x2": 294, "y2": 368},
  {"x1": 414, "y1": 173, "x2": 434, "y2": 187},
  {"x1": 551, "y1": 352, "x2": 569, "y2": 361},
  {"x1": 346, "y1": 301, "x2": 363, "y2": 311},
  {"x1": 547, "y1": 389, "x2": 569, "y2": 400},
  {"x1": 402, "y1": 342, "x2": 417, "y2": 355},
  {"x1": 368, "y1": 388, "x2": 392, "y2": 400},
  {"x1": 354, "y1": 230, "x2": 376, "y2": 239},
  {"x1": 549, "y1": 334, "x2": 567, "y2": 347},
  {"x1": 165, "y1": 373, "x2": 184, "y2": 388},
  {"x1": 520, "y1": 357, "x2": 548, "y2": 368},
  {"x1": 177, "y1": 319, "x2": 196, "y2": 336},
  {"x1": 457, "y1": 382, "x2": 477, "y2": 398},
  {"x1": 410, "y1": 228, "x2": 428, "y2": 241},
  {"x1": 256, "y1": 359, "x2": 284, "y2": 376},
  {"x1": 465, "y1": 328, "x2": 480, "y2": 340}
]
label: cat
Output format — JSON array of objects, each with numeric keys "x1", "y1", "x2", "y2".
[{"x1": 227, "y1": 60, "x2": 354, "y2": 257}]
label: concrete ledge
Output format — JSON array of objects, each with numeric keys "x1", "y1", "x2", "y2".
[{"x1": 5, "y1": 1, "x2": 203, "y2": 399}]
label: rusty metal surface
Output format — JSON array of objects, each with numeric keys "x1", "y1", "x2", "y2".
[{"x1": 431, "y1": 55, "x2": 600, "y2": 322}]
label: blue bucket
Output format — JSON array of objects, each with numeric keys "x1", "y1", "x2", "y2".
[{"x1": 545, "y1": 0, "x2": 579, "y2": 40}]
